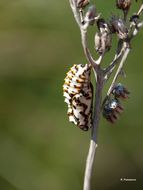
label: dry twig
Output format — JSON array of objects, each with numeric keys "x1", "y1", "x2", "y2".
[{"x1": 66, "y1": 1, "x2": 143, "y2": 190}]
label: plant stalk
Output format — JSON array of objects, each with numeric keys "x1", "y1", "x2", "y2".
[{"x1": 83, "y1": 72, "x2": 103, "y2": 190}]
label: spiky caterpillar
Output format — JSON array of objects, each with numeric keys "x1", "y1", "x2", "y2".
[{"x1": 63, "y1": 64, "x2": 93, "y2": 131}]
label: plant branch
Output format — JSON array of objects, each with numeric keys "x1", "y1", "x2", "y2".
[
  {"x1": 83, "y1": 140, "x2": 97, "y2": 190},
  {"x1": 69, "y1": 0, "x2": 81, "y2": 27},
  {"x1": 103, "y1": 4, "x2": 143, "y2": 106},
  {"x1": 102, "y1": 44, "x2": 130, "y2": 107},
  {"x1": 68, "y1": 3, "x2": 106, "y2": 188},
  {"x1": 137, "y1": 4, "x2": 143, "y2": 16},
  {"x1": 68, "y1": 2, "x2": 143, "y2": 190},
  {"x1": 69, "y1": 0, "x2": 102, "y2": 71},
  {"x1": 104, "y1": 42, "x2": 125, "y2": 79},
  {"x1": 107, "y1": 47, "x2": 130, "y2": 96},
  {"x1": 83, "y1": 71, "x2": 104, "y2": 190},
  {"x1": 105, "y1": 3, "x2": 143, "y2": 79},
  {"x1": 81, "y1": 29, "x2": 98, "y2": 69}
]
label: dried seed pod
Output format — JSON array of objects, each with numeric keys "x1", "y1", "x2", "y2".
[
  {"x1": 112, "y1": 83, "x2": 130, "y2": 99},
  {"x1": 63, "y1": 64, "x2": 93, "y2": 131},
  {"x1": 84, "y1": 5, "x2": 97, "y2": 25},
  {"x1": 103, "y1": 99, "x2": 124, "y2": 123},
  {"x1": 110, "y1": 16, "x2": 128, "y2": 39},
  {"x1": 116, "y1": 0, "x2": 131, "y2": 11},
  {"x1": 116, "y1": 0, "x2": 131, "y2": 20},
  {"x1": 94, "y1": 33, "x2": 112, "y2": 54},
  {"x1": 97, "y1": 19, "x2": 110, "y2": 32},
  {"x1": 95, "y1": 19, "x2": 112, "y2": 54},
  {"x1": 130, "y1": 14, "x2": 139, "y2": 27},
  {"x1": 76, "y1": 0, "x2": 90, "y2": 9}
]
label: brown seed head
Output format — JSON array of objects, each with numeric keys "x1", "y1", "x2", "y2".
[
  {"x1": 116, "y1": 0, "x2": 131, "y2": 11},
  {"x1": 110, "y1": 16, "x2": 128, "y2": 39},
  {"x1": 76, "y1": 0, "x2": 90, "y2": 9}
]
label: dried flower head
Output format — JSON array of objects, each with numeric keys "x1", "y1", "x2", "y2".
[
  {"x1": 97, "y1": 19, "x2": 110, "y2": 33},
  {"x1": 116, "y1": 0, "x2": 131, "y2": 11},
  {"x1": 110, "y1": 16, "x2": 128, "y2": 39},
  {"x1": 95, "y1": 19, "x2": 112, "y2": 54},
  {"x1": 94, "y1": 33, "x2": 112, "y2": 54},
  {"x1": 76, "y1": 0, "x2": 90, "y2": 9},
  {"x1": 130, "y1": 14, "x2": 139, "y2": 27},
  {"x1": 112, "y1": 83, "x2": 130, "y2": 99},
  {"x1": 103, "y1": 99, "x2": 124, "y2": 123}
]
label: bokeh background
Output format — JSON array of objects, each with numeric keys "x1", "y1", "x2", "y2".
[{"x1": 0, "y1": 0, "x2": 143, "y2": 190}]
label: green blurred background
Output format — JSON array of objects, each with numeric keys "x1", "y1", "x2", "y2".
[{"x1": 0, "y1": 0, "x2": 143, "y2": 190}]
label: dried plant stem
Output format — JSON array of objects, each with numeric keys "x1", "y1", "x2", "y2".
[
  {"x1": 83, "y1": 140, "x2": 97, "y2": 190},
  {"x1": 79, "y1": 9, "x2": 104, "y2": 190},
  {"x1": 68, "y1": 6, "x2": 103, "y2": 190},
  {"x1": 68, "y1": 1, "x2": 143, "y2": 190},
  {"x1": 80, "y1": 15, "x2": 104, "y2": 190},
  {"x1": 107, "y1": 47, "x2": 130, "y2": 97},
  {"x1": 104, "y1": 18, "x2": 143, "y2": 103},
  {"x1": 81, "y1": 29, "x2": 98, "y2": 67},
  {"x1": 102, "y1": 45, "x2": 130, "y2": 108},
  {"x1": 138, "y1": 4, "x2": 143, "y2": 15},
  {"x1": 104, "y1": 40, "x2": 125, "y2": 78},
  {"x1": 84, "y1": 73, "x2": 103, "y2": 190}
]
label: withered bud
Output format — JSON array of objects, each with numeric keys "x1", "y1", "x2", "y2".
[
  {"x1": 110, "y1": 16, "x2": 128, "y2": 39},
  {"x1": 103, "y1": 99, "x2": 124, "y2": 124},
  {"x1": 94, "y1": 32, "x2": 112, "y2": 54},
  {"x1": 112, "y1": 83, "x2": 130, "y2": 99},
  {"x1": 130, "y1": 14, "x2": 139, "y2": 26},
  {"x1": 97, "y1": 19, "x2": 110, "y2": 33},
  {"x1": 76, "y1": 0, "x2": 90, "y2": 9},
  {"x1": 116, "y1": 0, "x2": 131, "y2": 11},
  {"x1": 84, "y1": 5, "x2": 98, "y2": 25},
  {"x1": 95, "y1": 19, "x2": 112, "y2": 54}
]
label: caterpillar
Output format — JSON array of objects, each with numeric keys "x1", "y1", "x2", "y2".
[{"x1": 63, "y1": 64, "x2": 93, "y2": 131}]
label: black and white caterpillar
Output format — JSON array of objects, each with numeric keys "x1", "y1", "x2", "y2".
[{"x1": 63, "y1": 64, "x2": 93, "y2": 131}]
